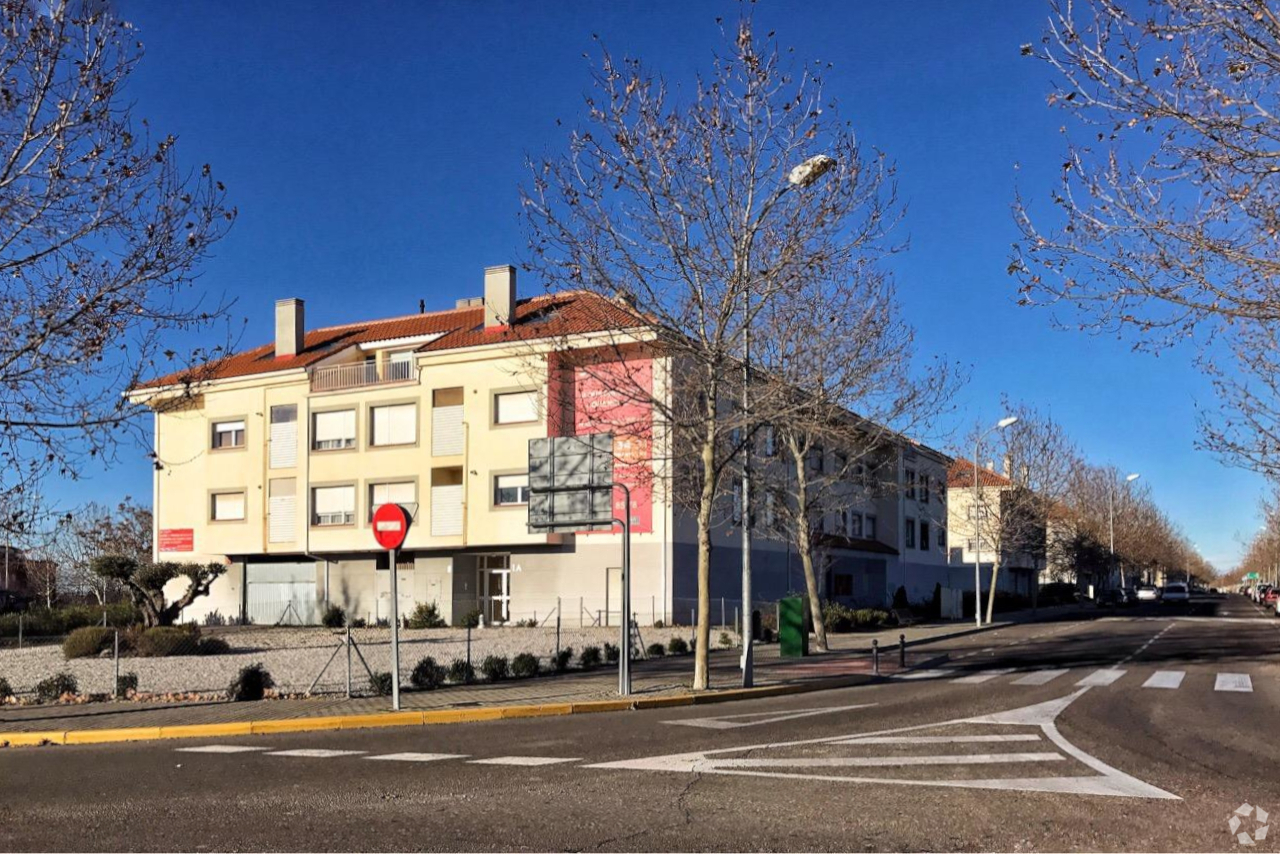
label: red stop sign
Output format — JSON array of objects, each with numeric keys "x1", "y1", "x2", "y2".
[{"x1": 372, "y1": 503, "x2": 410, "y2": 550}]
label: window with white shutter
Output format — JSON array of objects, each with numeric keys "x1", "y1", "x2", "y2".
[
  {"x1": 211, "y1": 419, "x2": 246, "y2": 450},
  {"x1": 312, "y1": 485, "x2": 355, "y2": 526},
  {"x1": 493, "y1": 473, "x2": 529, "y2": 506},
  {"x1": 494, "y1": 390, "x2": 539, "y2": 425},
  {"x1": 269, "y1": 405, "x2": 297, "y2": 469},
  {"x1": 268, "y1": 478, "x2": 296, "y2": 543},
  {"x1": 211, "y1": 491, "x2": 246, "y2": 521},
  {"x1": 371, "y1": 403, "x2": 416, "y2": 447},
  {"x1": 312, "y1": 410, "x2": 356, "y2": 451},
  {"x1": 369, "y1": 481, "x2": 416, "y2": 519}
]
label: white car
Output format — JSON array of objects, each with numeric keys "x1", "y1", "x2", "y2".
[
  {"x1": 1136, "y1": 585, "x2": 1159, "y2": 602},
  {"x1": 1161, "y1": 583, "x2": 1190, "y2": 603}
]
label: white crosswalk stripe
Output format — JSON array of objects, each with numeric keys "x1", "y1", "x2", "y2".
[
  {"x1": 1215, "y1": 673, "x2": 1253, "y2": 693},
  {"x1": 176, "y1": 745, "x2": 266, "y2": 754},
  {"x1": 890, "y1": 669, "x2": 951, "y2": 680},
  {"x1": 366, "y1": 753, "x2": 468, "y2": 763},
  {"x1": 1076, "y1": 668, "x2": 1126, "y2": 687},
  {"x1": 468, "y1": 756, "x2": 580, "y2": 766},
  {"x1": 952, "y1": 668, "x2": 1014, "y2": 684},
  {"x1": 1142, "y1": 671, "x2": 1185, "y2": 690},
  {"x1": 1011, "y1": 668, "x2": 1068, "y2": 685},
  {"x1": 266, "y1": 749, "x2": 366, "y2": 758}
]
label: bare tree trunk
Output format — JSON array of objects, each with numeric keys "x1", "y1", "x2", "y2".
[
  {"x1": 790, "y1": 453, "x2": 829, "y2": 653},
  {"x1": 985, "y1": 556, "x2": 1002, "y2": 625},
  {"x1": 692, "y1": 426, "x2": 716, "y2": 691}
]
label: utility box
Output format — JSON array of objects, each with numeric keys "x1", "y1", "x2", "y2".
[{"x1": 778, "y1": 597, "x2": 809, "y2": 658}]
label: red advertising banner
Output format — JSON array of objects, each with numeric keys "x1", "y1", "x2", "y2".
[
  {"x1": 158, "y1": 528, "x2": 194, "y2": 553},
  {"x1": 572, "y1": 357, "x2": 654, "y2": 534}
]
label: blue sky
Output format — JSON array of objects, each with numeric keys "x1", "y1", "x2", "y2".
[{"x1": 76, "y1": 0, "x2": 1258, "y2": 569}]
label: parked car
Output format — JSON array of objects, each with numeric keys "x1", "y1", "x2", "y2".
[
  {"x1": 1254, "y1": 584, "x2": 1272, "y2": 604},
  {"x1": 1161, "y1": 583, "x2": 1190, "y2": 603},
  {"x1": 1136, "y1": 585, "x2": 1159, "y2": 602},
  {"x1": 1096, "y1": 589, "x2": 1126, "y2": 608},
  {"x1": 1263, "y1": 587, "x2": 1280, "y2": 607}
]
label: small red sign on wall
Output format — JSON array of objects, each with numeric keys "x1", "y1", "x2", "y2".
[{"x1": 159, "y1": 528, "x2": 194, "y2": 553}]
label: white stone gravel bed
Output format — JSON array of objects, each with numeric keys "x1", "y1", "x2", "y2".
[{"x1": 0, "y1": 625, "x2": 714, "y2": 698}]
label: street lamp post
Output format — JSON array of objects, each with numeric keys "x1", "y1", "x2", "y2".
[
  {"x1": 973, "y1": 416, "x2": 1017, "y2": 627},
  {"x1": 1108, "y1": 473, "x2": 1140, "y2": 590}
]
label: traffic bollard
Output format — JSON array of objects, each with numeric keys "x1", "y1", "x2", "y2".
[
  {"x1": 899, "y1": 633, "x2": 906, "y2": 668},
  {"x1": 872, "y1": 639, "x2": 879, "y2": 676}
]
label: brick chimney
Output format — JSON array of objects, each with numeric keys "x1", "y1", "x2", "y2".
[
  {"x1": 484, "y1": 265, "x2": 516, "y2": 330},
  {"x1": 275, "y1": 298, "x2": 305, "y2": 358}
]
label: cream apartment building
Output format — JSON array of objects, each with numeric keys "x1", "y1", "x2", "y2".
[
  {"x1": 131, "y1": 266, "x2": 956, "y2": 627},
  {"x1": 945, "y1": 458, "x2": 1044, "y2": 598}
]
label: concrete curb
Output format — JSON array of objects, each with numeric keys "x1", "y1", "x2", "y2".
[{"x1": 0, "y1": 655, "x2": 957, "y2": 749}]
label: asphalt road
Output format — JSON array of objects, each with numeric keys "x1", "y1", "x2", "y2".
[{"x1": 1, "y1": 594, "x2": 1276, "y2": 852}]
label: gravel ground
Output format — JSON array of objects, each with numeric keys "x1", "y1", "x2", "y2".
[{"x1": 0, "y1": 624, "x2": 719, "y2": 698}]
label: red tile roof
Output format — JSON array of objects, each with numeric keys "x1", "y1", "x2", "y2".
[
  {"x1": 137, "y1": 291, "x2": 644, "y2": 390},
  {"x1": 947, "y1": 458, "x2": 1011, "y2": 489}
]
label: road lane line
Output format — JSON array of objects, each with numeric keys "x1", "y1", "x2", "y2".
[
  {"x1": 953, "y1": 668, "x2": 1014, "y2": 684},
  {"x1": 176, "y1": 745, "x2": 267, "y2": 754},
  {"x1": 1215, "y1": 673, "x2": 1253, "y2": 693},
  {"x1": 468, "y1": 756, "x2": 580, "y2": 766},
  {"x1": 1011, "y1": 669, "x2": 1067, "y2": 685},
  {"x1": 1076, "y1": 669, "x2": 1126, "y2": 687},
  {"x1": 709, "y1": 752, "x2": 1065, "y2": 769},
  {"x1": 890, "y1": 669, "x2": 951, "y2": 681},
  {"x1": 265, "y1": 749, "x2": 366, "y2": 758},
  {"x1": 836, "y1": 734, "x2": 1041, "y2": 745},
  {"x1": 366, "y1": 753, "x2": 468, "y2": 762},
  {"x1": 1142, "y1": 671, "x2": 1185, "y2": 690}
]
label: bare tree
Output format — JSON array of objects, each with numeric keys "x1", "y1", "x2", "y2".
[
  {"x1": 0, "y1": 0, "x2": 236, "y2": 530},
  {"x1": 1013, "y1": 0, "x2": 1280, "y2": 476},
  {"x1": 522, "y1": 21, "x2": 896, "y2": 688},
  {"x1": 753, "y1": 262, "x2": 959, "y2": 651}
]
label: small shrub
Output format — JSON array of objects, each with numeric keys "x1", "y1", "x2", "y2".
[
  {"x1": 202, "y1": 610, "x2": 228, "y2": 627},
  {"x1": 0, "y1": 677, "x2": 12, "y2": 700},
  {"x1": 553, "y1": 647, "x2": 574, "y2": 673},
  {"x1": 480, "y1": 654, "x2": 510, "y2": 681},
  {"x1": 135, "y1": 625, "x2": 201, "y2": 657},
  {"x1": 350, "y1": 617, "x2": 368, "y2": 629},
  {"x1": 460, "y1": 609, "x2": 482, "y2": 629},
  {"x1": 374, "y1": 617, "x2": 389, "y2": 628},
  {"x1": 719, "y1": 631, "x2": 733, "y2": 648},
  {"x1": 406, "y1": 602, "x2": 447, "y2": 630},
  {"x1": 369, "y1": 670, "x2": 394, "y2": 696},
  {"x1": 410, "y1": 656, "x2": 445, "y2": 690},
  {"x1": 446, "y1": 658, "x2": 474, "y2": 684},
  {"x1": 196, "y1": 636, "x2": 232, "y2": 656},
  {"x1": 604, "y1": 642, "x2": 619, "y2": 663},
  {"x1": 667, "y1": 637, "x2": 689, "y2": 655},
  {"x1": 822, "y1": 601, "x2": 857, "y2": 633},
  {"x1": 853, "y1": 608, "x2": 892, "y2": 629},
  {"x1": 513, "y1": 617, "x2": 538, "y2": 628},
  {"x1": 227, "y1": 663, "x2": 274, "y2": 701},
  {"x1": 321, "y1": 604, "x2": 346, "y2": 629},
  {"x1": 653, "y1": 619, "x2": 665, "y2": 628},
  {"x1": 760, "y1": 628, "x2": 775, "y2": 643},
  {"x1": 63, "y1": 626, "x2": 116, "y2": 659},
  {"x1": 511, "y1": 652, "x2": 540, "y2": 678},
  {"x1": 35, "y1": 672, "x2": 78, "y2": 702},
  {"x1": 579, "y1": 646, "x2": 602, "y2": 668},
  {"x1": 892, "y1": 585, "x2": 910, "y2": 610},
  {"x1": 646, "y1": 642, "x2": 666, "y2": 658},
  {"x1": 116, "y1": 671, "x2": 138, "y2": 697}
]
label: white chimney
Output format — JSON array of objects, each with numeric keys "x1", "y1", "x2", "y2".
[
  {"x1": 275, "y1": 298, "x2": 305, "y2": 358},
  {"x1": 484, "y1": 265, "x2": 516, "y2": 330}
]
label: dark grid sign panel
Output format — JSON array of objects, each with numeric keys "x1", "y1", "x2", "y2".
[{"x1": 528, "y1": 434, "x2": 614, "y2": 533}]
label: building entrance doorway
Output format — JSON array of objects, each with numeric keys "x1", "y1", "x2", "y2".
[{"x1": 477, "y1": 553, "x2": 511, "y2": 624}]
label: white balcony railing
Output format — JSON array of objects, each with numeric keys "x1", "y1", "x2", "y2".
[{"x1": 310, "y1": 359, "x2": 415, "y2": 393}]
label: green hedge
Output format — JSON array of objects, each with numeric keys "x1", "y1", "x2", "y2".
[{"x1": 62, "y1": 626, "x2": 117, "y2": 659}]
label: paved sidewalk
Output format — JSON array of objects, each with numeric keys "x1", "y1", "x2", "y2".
[{"x1": 0, "y1": 603, "x2": 1079, "y2": 735}]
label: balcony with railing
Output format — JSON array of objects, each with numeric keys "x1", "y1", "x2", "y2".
[{"x1": 309, "y1": 358, "x2": 415, "y2": 393}]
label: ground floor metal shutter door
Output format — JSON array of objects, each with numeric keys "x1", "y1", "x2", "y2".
[{"x1": 247, "y1": 561, "x2": 318, "y2": 625}]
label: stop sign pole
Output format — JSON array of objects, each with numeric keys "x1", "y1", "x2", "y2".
[{"x1": 372, "y1": 503, "x2": 410, "y2": 711}]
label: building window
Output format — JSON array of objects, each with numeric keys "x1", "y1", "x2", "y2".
[
  {"x1": 732, "y1": 482, "x2": 743, "y2": 525},
  {"x1": 920, "y1": 521, "x2": 930, "y2": 551},
  {"x1": 938, "y1": 526, "x2": 947, "y2": 550},
  {"x1": 387, "y1": 350, "x2": 414, "y2": 381},
  {"x1": 850, "y1": 513, "x2": 863, "y2": 538},
  {"x1": 832, "y1": 573, "x2": 853, "y2": 598},
  {"x1": 865, "y1": 514, "x2": 878, "y2": 539},
  {"x1": 904, "y1": 517, "x2": 916, "y2": 549},
  {"x1": 370, "y1": 403, "x2": 416, "y2": 447},
  {"x1": 763, "y1": 424, "x2": 777, "y2": 457},
  {"x1": 494, "y1": 473, "x2": 530, "y2": 506},
  {"x1": 905, "y1": 468, "x2": 917, "y2": 500},
  {"x1": 312, "y1": 485, "x2": 355, "y2": 527},
  {"x1": 313, "y1": 409, "x2": 356, "y2": 451},
  {"x1": 211, "y1": 419, "x2": 245, "y2": 450},
  {"x1": 921, "y1": 474, "x2": 931, "y2": 503},
  {"x1": 494, "y1": 389, "x2": 539, "y2": 425},
  {"x1": 809, "y1": 446, "x2": 825, "y2": 473},
  {"x1": 764, "y1": 490, "x2": 776, "y2": 527},
  {"x1": 210, "y1": 491, "x2": 245, "y2": 521},
  {"x1": 369, "y1": 481, "x2": 416, "y2": 519},
  {"x1": 834, "y1": 451, "x2": 848, "y2": 473}
]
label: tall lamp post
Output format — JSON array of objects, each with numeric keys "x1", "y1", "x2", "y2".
[
  {"x1": 973, "y1": 416, "x2": 1017, "y2": 627},
  {"x1": 1108, "y1": 472, "x2": 1140, "y2": 590}
]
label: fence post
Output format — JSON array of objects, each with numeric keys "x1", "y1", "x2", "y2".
[
  {"x1": 102, "y1": 610, "x2": 107, "y2": 628},
  {"x1": 466, "y1": 624, "x2": 472, "y2": 678},
  {"x1": 556, "y1": 597, "x2": 562, "y2": 659},
  {"x1": 580, "y1": 596, "x2": 584, "y2": 628},
  {"x1": 872, "y1": 639, "x2": 880, "y2": 676},
  {"x1": 17, "y1": 614, "x2": 22, "y2": 649},
  {"x1": 733, "y1": 607, "x2": 739, "y2": 640},
  {"x1": 721, "y1": 597, "x2": 726, "y2": 630},
  {"x1": 690, "y1": 608, "x2": 695, "y2": 631},
  {"x1": 346, "y1": 623, "x2": 352, "y2": 699},
  {"x1": 652, "y1": 595, "x2": 656, "y2": 625},
  {"x1": 899, "y1": 633, "x2": 906, "y2": 668},
  {"x1": 113, "y1": 630, "x2": 120, "y2": 698}
]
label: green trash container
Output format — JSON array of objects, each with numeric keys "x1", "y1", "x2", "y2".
[{"x1": 778, "y1": 596, "x2": 808, "y2": 658}]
